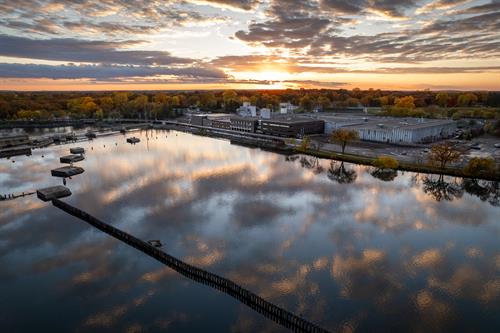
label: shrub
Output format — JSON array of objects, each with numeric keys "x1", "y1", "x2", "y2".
[
  {"x1": 373, "y1": 155, "x2": 399, "y2": 169},
  {"x1": 464, "y1": 157, "x2": 496, "y2": 177}
]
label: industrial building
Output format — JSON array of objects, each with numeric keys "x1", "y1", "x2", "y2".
[
  {"x1": 319, "y1": 114, "x2": 456, "y2": 144},
  {"x1": 279, "y1": 102, "x2": 298, "y2": 114},
  {"x1": 346, "y1": 120, "x2": 456, "y2": 144},
  {"x1": 237, "y1": 102, "x2": 257, "y2": 117},
  {"x1": 260, "y1": 118, "x2": 324, "y2": 137},
  {"x1": 230, "y1": 117, "x2": 258, "y2": 133}
]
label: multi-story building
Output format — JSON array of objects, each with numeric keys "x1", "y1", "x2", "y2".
[
  {"x1": 260, "y1": 118, "x2": 325, "y2": 137},
  {"x1": 230, "y1": 117, "x2": 258, "y2": 133}
]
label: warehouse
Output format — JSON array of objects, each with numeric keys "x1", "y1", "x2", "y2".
[{"x1": 343, "y1": 119, "x2": 457, "y2": 144}]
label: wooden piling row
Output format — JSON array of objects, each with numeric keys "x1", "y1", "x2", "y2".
[{"x1": 52, "y1": 199, "x2": 331, "y2": 333}]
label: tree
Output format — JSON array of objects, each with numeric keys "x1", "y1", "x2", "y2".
[
  {"x1": 435, "y1": 92, "x2": 449, "y2": 107},
  {"x1": 428, "y1": 142, "x2": 462, "y2": 169},
  {"x1": 457, "y1": 93, "x2": 478, "y2": 107},
  {"x1": 298, "y1": 135, "x2": 311, "y2": 151},
  {"x1": 327, "y1": 161, "x2": 357, "y2": 184},
  {"x1": 99, "y1": 96, "x2": 114, "y2": 115},
  {"x1": 113, "y1": 92, "x2": 128, "y2": 115},
  {"x1": 299, "y1": 94, "x2": 313, "y2": 111},
  {"x1": 464, "y1": 157, "x2": 496, "y2": 177},
  {"x1": 395, "y1": 96, "x2": 415, "y2": 109},
  {"x1": 317, "y1": 96, "x2": 331, "y2": 110},
  {"x1": 330, "y1": 128, "x2": 359, "y2": 154},
  {"x1": 222, "y1": 90, "x2": 239, "y2": 112},
  {"x1": 373, "y1": 156, "x2": 399, "y2": 169}
]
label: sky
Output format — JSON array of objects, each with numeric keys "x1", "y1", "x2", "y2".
[{"x1": 0, "y1": 0, "x2": 498, "y2": 91}]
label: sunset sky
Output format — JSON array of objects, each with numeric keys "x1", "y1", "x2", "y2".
[{"x1": 0, "y1": 0, "x2": 499, "y2": 91}]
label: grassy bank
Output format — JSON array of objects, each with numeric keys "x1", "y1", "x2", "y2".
[{"x1": 295, "y1": 147, "x2": 500, "y2": 181}]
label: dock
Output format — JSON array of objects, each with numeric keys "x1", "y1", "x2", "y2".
[
  {"x1": 51, "y1": 166, "x2": 84, "y2": 177},
  {"x1": 37, "y1": 186, "x2": 72, "y2": 202},
  {"x1": 60, "y1": 154, "x2": 85, "y2": 164},
  {"x1": 0, "y1": 146, "x2": 32, "y2": 158},
  {"x1": 70, "y1": 147, "x2": 85, "y2": 154},
  {"x1": 50, "y1": 199, "x2": 331, "y2": 333}
]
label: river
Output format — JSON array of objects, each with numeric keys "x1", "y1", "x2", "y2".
[{"x1": 0, "y1": 129, "x2": 498, "y2": 332}]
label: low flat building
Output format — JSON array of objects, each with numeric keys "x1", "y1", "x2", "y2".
[
  {"x1": 343, "y1": 119, "x2": 457, "y2": 144},
  {"x1": 260, "y1": 118, "x2": 324, "y2": 137}
]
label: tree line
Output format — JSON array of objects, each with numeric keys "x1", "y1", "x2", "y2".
[{"x1": 0, "y1": 89, "x2": 499, "y2": 120}]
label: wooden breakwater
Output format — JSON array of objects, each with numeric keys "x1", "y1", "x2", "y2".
[{"x1": 52, "y1": 199, "x2": 331, "y2": 333}]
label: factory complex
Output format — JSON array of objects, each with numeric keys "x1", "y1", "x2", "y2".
[{"x1": 188, "y1": 104, "x2": 457, "y2": 144}]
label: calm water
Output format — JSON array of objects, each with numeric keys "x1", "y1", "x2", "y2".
[{"x1": 1, "y1": 130, "x2": 499, "y2": 332}]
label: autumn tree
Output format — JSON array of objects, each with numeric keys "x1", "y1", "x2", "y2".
[
  {"x1": 373, "y1": 156, "x2": 399, "y2": 169},
  {"x1": 435, "y1": 92, "x2": 449, "y2": 107},
  {"x1": 428, "y1": 142, "x2": 462, "y2": 169},
  {"x1": 299, "y1": 94, "x2": 313, "y2": 111},
  {"x1": 330, "y1": 128, "x2": 359, "y2": 154},
  {"x1": 113, "y1": 92, "x2": 128, "y2": 115},
  {"x1": 464, "y1": 157, "x2": 496, "y2": 177},
  {"x1": 457, "y1": 93, "x2": 478, "y2": 107},
  {"x1": 298, "y1": 135, "x2": 311, "y2": 151},
  {"x1": 395, "y1": 96, "x2": 415, "y2": 109},
  {"x1": 222, "y1": 90, "x2": 239, "y2": 112}
]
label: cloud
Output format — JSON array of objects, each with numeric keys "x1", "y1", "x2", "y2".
[
  {"x1": 0, "y1": 0, "x2": 227, "y2": 37},
  {"x1": 233, "y1": 0, "x2": 500, "y2": 63},
  {"x1": 0, "y1": 63, "x2": 227, "y2": 80},
  {"x1": 188, "y1": 0, "x2": 261, "y2": 11},
  {"x1": 0, "y1": 34, "x2": 193, "y2": 66}
]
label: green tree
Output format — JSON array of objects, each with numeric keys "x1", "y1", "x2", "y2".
[{"x1": 330, "y1": 128, "x2": 359, "y2": 154}]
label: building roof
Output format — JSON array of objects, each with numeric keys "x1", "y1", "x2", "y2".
[{"x1": 342, "y1": 118, "x2": 455, "y2": 131}]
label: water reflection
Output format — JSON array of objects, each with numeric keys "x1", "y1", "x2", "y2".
[
  {"x1": 370, "y1": 168, "x2": 398, "y2": 182},
  {"x1": 0, "y1": 130, "x2": 499, "y2": 332},
  {"x1": 326, "y1": 161, "x2": 357, "y2": 184}
]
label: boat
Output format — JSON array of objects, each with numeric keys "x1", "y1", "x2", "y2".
[
  {"x1": 147, "y1": 240, "x2": 162, "y2": 247},
  {"x1": 70, "y1": 147, "x2": 85, "y2": 154},
  {"x1": 126, "y1": 137, "x2": 140, "y2": 144},
  {"x1": 85, "y1": 130, "x2": 97, "y2": 139}
]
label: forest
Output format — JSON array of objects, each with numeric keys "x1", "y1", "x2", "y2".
[{"x1": 0, "y1": 89, "x2": 499, "y2": 121}]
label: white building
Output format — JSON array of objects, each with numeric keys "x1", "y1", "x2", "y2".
[
  {"x1": 319, "y1": 114, "x2": 457, "y2": 144},
  {"x1": 236, "y1": 102, "x2": 257, "y2": 117},
  {"x1": 346, "y1": 119, "x2": 457, "y2": 144},
  {"x1": 260, "y1": 108, "x2": 271, "y2": 119},
  {"x1": 279, "y1": 102, "x2": 298, "y2": 114}
]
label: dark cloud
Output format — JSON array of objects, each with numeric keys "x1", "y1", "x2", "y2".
[
  {"x1": 0, "y1": 63, "x2": 227, "y2": 80},
  {"x1": 0, "y1": 34, "x2": 193, "y2": 66},
  {"x1": 455, "y1": 1, "x2": 500, "y2": 14},
  {"x1": 320, "y1": 0, "x2": 419, "y2": 17}
]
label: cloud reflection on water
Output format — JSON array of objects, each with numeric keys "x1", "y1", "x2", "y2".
[{"x1": 0, "y1": 129, "x2": 499, "y2": 332}]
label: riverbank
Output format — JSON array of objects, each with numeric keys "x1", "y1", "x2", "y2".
[{"x1": 164, "y1": 123, "x2": 500, "y2": 181}]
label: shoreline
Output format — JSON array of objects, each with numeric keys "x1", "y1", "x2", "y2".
[{"x1": 165, "y1": 123, "x2": 500, "y2": 181}]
